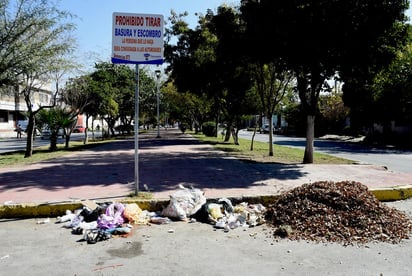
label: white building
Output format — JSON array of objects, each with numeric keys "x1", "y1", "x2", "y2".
[{"x1": 0, "y1": 85, "x2": 53, "y2": 138}]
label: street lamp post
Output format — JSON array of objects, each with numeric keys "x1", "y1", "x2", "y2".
[{"x1": 155, "y1": 69, "x2": 161, "y2": 138}]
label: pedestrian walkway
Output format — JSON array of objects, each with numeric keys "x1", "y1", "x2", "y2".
[{"x1": 1, "y1": 128, "x2": 412, "y2": 217}]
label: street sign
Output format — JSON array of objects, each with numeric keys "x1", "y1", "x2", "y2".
[
  {"x1": 112, "y1": 12, "x2": 164, "y2": 65},
  {"x1": 111, "y1": 12, "x2": 164, "y2": 194}
]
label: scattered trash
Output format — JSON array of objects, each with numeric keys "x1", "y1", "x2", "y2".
[
  {"x1": 161, "y1": 184, "x2": 206, "y2": 221},
  {"x1": 123, "y1": 203, "x2": 144, "y2": 224},
  {"x1": 1, "y1": 255, "x2": 10, "y2": 260},
  {"x1": 93, "y1": 264, "x2": 124, "y2": 271},
  {"x1": 36, "y1": 218, "x2": 50, "y2": 224},
  {"x1": 57, "y1": 210, "x2": 78, "y2": 223},
  {"x1": 149, "y1": 216, "x2": 171, "y2": 225},
  {"x1": 85, "y1": 229, "x2": 112, "y2": 244},
  {"x1": 53, "y1": 183, "x2": 270, "y2": 247},
  {"x1": 97, "y1": 202, "x2": 125, "y2": 230},
  {"x1": 189, "y1": 198, "x2": 266, "y2": 231},
  {"x1": 48, "y1": 181, "x2": 412, "y2": 247}
]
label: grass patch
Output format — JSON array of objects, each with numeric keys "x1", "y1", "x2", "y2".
[
  {"x1": 193, "y1": 133, "x2": 355, "y2": 165},
  {"x1": 0, "y1": 139, "x2": 112, "y2": 167}
]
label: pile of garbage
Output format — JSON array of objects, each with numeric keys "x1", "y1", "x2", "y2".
[
  {"x1": 161, "y1": 185, "x2": 266, "y2": 231},
  {"x1": 58, "y1": 181, "x2": 412, "y2": 246},
  {"x1": 56, "y1": 200, "x2": 161, "y2": 244},
  {"x1": 265, "y1": 180, "x2": 412, "y2": 245},
  {"x1": 56, "y1": 185, "x2": 267, "y2": 244}
]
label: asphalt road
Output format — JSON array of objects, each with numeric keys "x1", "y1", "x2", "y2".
[
  {"x1": 0, "y1": 132, "x2": 100, "y2": 154},
  {"x1": 1, "y1": 198, "x2": 412, "y2": 276},
  {"x1": 238, "y1": 130, "x2": 412, "y2": 174}
]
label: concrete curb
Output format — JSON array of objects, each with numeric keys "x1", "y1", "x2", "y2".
[
  {"x1": 369, "y1": 185, "x2": 412, "y2": 202},
  {"x1": 1, "y1": 186, "x2": 412, "y2": 219}
]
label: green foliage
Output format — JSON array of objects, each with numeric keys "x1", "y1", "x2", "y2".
[
  {"x1": 36, "y1": 107, "x2": 75, "y2": 151},
  {"x1": 317, "y1": 91, "x2": 350, "y2": 135},
  {"x1": 241, "y1": 0, "x2": 409, "y2": 162},
  {"x1": 88, "y1": 62, "x2": 156, "y2": 134},
  {"x1": 63, "y1": 75, "x2": 93, "y2": 116},
  {"x1": 343, "y1": 24, "x2": 411, "y2": 137},
  {"x1": 202, "y1": 121, "x2": 216, "y2": 137},
  {"x1": 0, "y1": 0, "x2": 76, "y2": 157},
  {"x1": 0, "y1": 0, "x2": 76, "y2": 86},
  {"x1": 373, "y1": 43, "x2": 412, "y2": 124},
  {"x1": 165, "y1": 6, "x2": 259, "y2": 141}
]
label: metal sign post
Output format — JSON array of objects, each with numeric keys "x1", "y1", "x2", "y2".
[{"x1": 134, "y1": 64, "x2": 139, "y2": 195}]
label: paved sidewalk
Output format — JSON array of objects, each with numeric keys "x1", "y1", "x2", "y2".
[{"x1": 1, "y1": 128, "x2": 412, "y2": 210}]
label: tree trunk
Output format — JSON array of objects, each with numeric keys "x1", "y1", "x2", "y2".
[
  {"x1": 268, "y1": 115, "x2": 274, "y2": 156},
  {"x1": 50, "y1": 133, "x2": 58, "y2": 151},
  {"x1": 232, "y1": 127, "x2": 239, "y2": 145},
  {"x1": 303, "y1": 114, "x2": 315, "y2": 164},
  {"x1": 224, "y1": 126, "x2": 231, "y2": 142},
  {"x1": 24, "y1": 114, "x2": 35, "y2": 158},
  {"x1": 65, "y1": 134, "x2": 70, "y2": 149},
  {"x1": 83, "y1": 129, "x2": 88, "y2": 144},
  {"x1": 250, "y1": 125, "x2": 257, "y2": 151}
]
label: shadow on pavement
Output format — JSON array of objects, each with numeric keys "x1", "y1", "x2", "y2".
[{"x1": 0, "y1": 131, "x2": 307, "y2": 200}]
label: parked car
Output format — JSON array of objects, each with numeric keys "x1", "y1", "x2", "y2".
[
  {"x1": 73, "y1": 125, "x2": 85, "y2": 133},
  {"x1": 41, "y1": 128, "x2": 65, "y2": 139},
  {"x1": 260, "y1": 124, "x2": 274, "y2": 134}
]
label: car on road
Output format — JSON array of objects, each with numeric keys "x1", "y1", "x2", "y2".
[
  {"x1": 260, "y1": 124, "x2": 274, "y2": 134},
  {"x1": 41, "y1": 128, "x2": 65, "y2": 139},
  {"x1": 260, "y1": 124, "x2": 283, "y2": 134},
  {"x1": 73, "y1": 125, "x2": 85, "y2": 133}
]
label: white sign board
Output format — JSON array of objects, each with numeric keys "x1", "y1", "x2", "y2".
[{"x1": 112, "y1": 12, "x2": 164, "y2": 64}]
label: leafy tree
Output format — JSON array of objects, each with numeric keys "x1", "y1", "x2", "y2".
[
  {"x1": 138, "y1": 68, "x2": 158, "y2": 130},
  {"x1": 165, "y1": 6, "x2": 255, "y2": 143},
  {"x1": 61, "y1": 75, "x2": 93, "y2": 146},
  {"x1": 239, "y1": 2, "x2": 296, "y2": 155},
  {"x1": 161, "y1": 79, "x2": 211, "y2": 132},
  {"x1": 89, "y1": 62, "x2": 120, "y2": 137},
  {"x1": 88, "y1": 62, "x2": 157, "y2": 135},
  {"x1": 241, "y1": 0, "x2": 409, "y2": 163},
  {"x1": 340, "y1": 11, "x2": 409, "y2": 144},
  {"x1": 164, "y1": 10, "x2": 212, "y2": 96},
  {"x1": 0, "y1": 0, "x2": 74, "y2": 85},
  {"x1": 36, "y1": 107, "x2": 74, "y2": 151},
  {"x1": 165, "y1": 10, "x2": 220, "y2": 133},
  {"x1": 0, "y1": 0, "x2": 75, "y2": 157},
  {"x1": 362, "y1": 26, "x2": 412, "y2": 145},
  {"x1": 375, "y1": 41, "x2": 412, "y2": 125},
  {"x1": 208, "y1": 5, "x2": 256, "y2": 144},
  {"x1": 116, "y1": 66, "x2": 136, "y2": 134},
  {"x1": 317, "y1": 84, "x2": 350, "y2": 136},
  {"x1": 249, "y1": 62, "x2": 295, "y2": 155}
]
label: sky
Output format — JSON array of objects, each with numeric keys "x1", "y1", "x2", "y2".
[
  {"x1": 58, "y1": 0, "x2": 239, "y2": 73},
  {"x1": 58, "y1": 0, "x2": 411, "y2": 75}
]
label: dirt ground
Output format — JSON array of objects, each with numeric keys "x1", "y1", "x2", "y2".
[{"x1": 1, "y1": 198, "x2": 412, "y2": 276}]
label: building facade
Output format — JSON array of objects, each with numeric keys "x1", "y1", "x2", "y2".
[{"x1": 0, "y1": 85, "x2": 53, "y2": 138}]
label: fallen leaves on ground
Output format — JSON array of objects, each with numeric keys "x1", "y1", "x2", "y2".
[{"x1": 265, "y1": 181, "x2": 412, "y2": 246}]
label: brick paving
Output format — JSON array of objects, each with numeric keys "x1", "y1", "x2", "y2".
[{"x1": 1, "y1": 128, "x2": 412, "y2": 205}]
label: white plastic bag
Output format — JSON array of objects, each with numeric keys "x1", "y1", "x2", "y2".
[{"x1": 161, "y1": 185, "x2": 206, "y2": 220}]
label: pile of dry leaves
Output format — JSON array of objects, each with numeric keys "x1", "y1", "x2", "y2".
[{"x1": 265, "y1": 180, "x2": 412, "y2": 245}]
